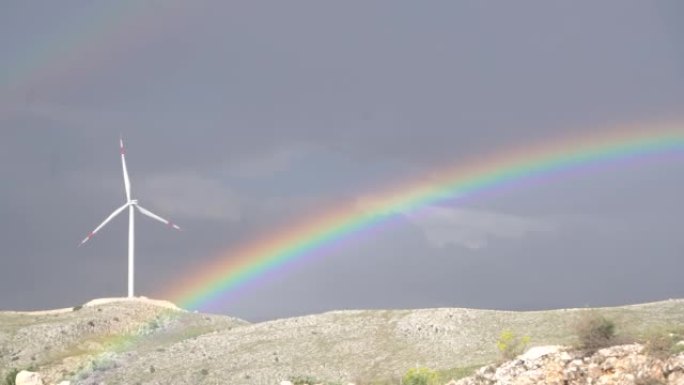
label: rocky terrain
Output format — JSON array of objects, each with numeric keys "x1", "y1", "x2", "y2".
[
  {"x1": 1, "y1": 298, "x2": 683, "y2": 385},
  {"x1": 455, "y1": 343, "x2": 684, "y2": 385}
]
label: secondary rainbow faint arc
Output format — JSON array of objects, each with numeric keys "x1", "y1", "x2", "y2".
[
  {"x1": 165, "y1": 123, "x2": 684, "y2": 310},
  {"x1": 1, "y1": 2, "x2": 184, "y2": 99}
]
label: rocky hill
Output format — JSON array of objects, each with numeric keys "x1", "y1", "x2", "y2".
[{"x1": 1, "y1": 298, "x2": 683, "y2": 385}]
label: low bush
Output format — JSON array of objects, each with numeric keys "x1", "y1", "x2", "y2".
[
  {"x1": 402, "y1": 367, "x2": 438, "y2": 385},
  {"x1": 3, "y1": 367, "x2": 37, "y2": 385},
  {"x1": 496, "y1": 329, "x2": 530, "y2": 360},
  {"x1": 288, "y1": 375, "x2": 343, "y2": 385},
  {"x1": 4, "y1": 368, "x2": 19, "y2": 385},
  {"x1": 574, "y1": 311, "x2": 616, "y2": 350}
]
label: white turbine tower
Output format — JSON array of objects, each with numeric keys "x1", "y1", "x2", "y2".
[{"x1": 79, "y1": 137, "x2": 181, "y2": 298}]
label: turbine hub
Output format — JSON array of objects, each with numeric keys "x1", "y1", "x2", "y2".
[{"x1": 130, "y1": 199, "x2": 138, "y2": 205}]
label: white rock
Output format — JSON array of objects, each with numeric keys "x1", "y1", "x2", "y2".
[
  {"x1": 280, "y1": 381, "x2": 294, "y2": 385},
  {"x1": 558, "y1": 351, "x2": 574, "y2": 362},
  {"x1": 15, "y1": 370, "x2": 44, "y2": 385},
  {"x1": 55, "y1": 382, "x2": 71, "y2": 385},
  {"x1": 519, "y1": 345, "x2": 563, "y2": 361}
]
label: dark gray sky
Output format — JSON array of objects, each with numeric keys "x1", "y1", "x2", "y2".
[{"x1": 1, "y1": 1, "x2": 683, "y2": 321}]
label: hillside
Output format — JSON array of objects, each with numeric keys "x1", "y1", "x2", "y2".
[{"x1": 1, "y1": 298, "x2": 683, "y2": 384}]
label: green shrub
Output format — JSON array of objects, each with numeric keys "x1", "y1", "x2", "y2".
[
  {"x1": 4, "y1": 368, "x2": 19, "y2": 385},
  {"x1": 288, "y1": 375, "x2": 342, "y2": 385},
  {"x1": 496, "y1": 329, "x2": 530, "y2": 360},
  {"x1": 574, "y1": 311, "x2": 616, "y2": 350},
  {"x1": 288, "y1": 375, "x2": 321, "y2": 385},
  {"x1": 402, "y1": 367, "x2": 438, "y2": 385}
]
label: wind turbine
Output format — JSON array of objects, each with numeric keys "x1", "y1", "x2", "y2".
[{"x1": 79, "y1": 137, "x2": 181, "y2": 298}]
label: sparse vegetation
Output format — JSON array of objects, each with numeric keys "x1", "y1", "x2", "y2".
[
  {"x1": 574, "y1": 311, "x2": 616, "y2": 350},
  {"x1": 496, "y1": 329, "x2": 530, "y2": 360},
  {"x1": 634, "y1": 376, "x2": 666, "y2": 385},
  {"x1": 3, "y1": 366, "x2": 36, "y2": 385},
  {"x1": 0, "y1": 299, "x2": 683, "y2": 384},
  {"x1": 350, "y1": 366, "x2": 476, "y2": 385},
  {"x1": 434, "y1": 365, "x2": 480, "y2": 384},
  {"x1": 402, "y1": 367, "x2": 438, "y2": 385},
  {"x1": 4, "y1": 368, "x2": 19, "y2": 385},
  {"x1": 90, "y1": 357, "x2": 118, "y2": 372},
  {"x1": 351, "y1": 375, "x2": 400, "y2": 385},
  {"x1": 641, "y1": 326, "x2": 684, "y2": 358},
  {"x1": 289, "y1": 375, "x2": 326, "y2": 385}
]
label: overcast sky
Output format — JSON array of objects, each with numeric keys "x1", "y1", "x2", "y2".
[{"x1": 1, "y1": 1, "x2": 683, "y2": 321}]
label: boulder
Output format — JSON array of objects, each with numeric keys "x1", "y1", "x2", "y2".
[
  {"x1": 15, "y1": 370, "x2": 44, "y2": 385},
  {"x1": 519, "y1": 345, "x2": 562, "y2": 362}
]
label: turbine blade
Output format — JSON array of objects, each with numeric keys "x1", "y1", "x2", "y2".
[
  {"x1": 79, "y1": 203, "x2": 130, "y2": 246},
  {"x1": 136, "y1": 205, "x2": 182, "y2": 231},
  {"x1": 120, "y1": 137, "x2": 131, "y2": 202}
]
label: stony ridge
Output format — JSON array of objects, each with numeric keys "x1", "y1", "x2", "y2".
[{"x1": 1, "y1": 298, "x2": 682, "y2": 384}]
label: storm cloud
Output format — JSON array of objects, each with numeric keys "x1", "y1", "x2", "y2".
[{"x1": 1, "y1": 1, "x2": 683, "y2": 321}]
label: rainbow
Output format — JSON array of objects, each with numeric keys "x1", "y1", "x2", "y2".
[
  {"x1": 165, "y1": 123, "x2": 684, "y2": 311},
  {"x1": 1, "y1": 2, "x2": 183, "y2": 102},
  {"x1": 61, "y1": 122, "x2": 684, "y2": 382}
]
